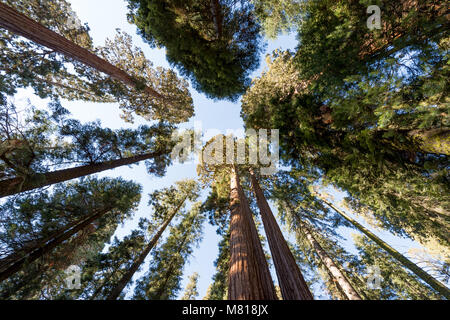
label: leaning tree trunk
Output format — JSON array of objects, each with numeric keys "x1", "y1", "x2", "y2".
[
  {"x1": 0, "y1": 151, "x2": 163, "y2": 198},
  {"x1": 0, "y1": 2, "x2": 164, "y2": 99},
  {"x1": 106, "y1": 196, "x2": 188, "y2": 300},
  {"x1": 249, "y1": 170, "x2": 314, "y2": 300},
  {"x1": 318, "y1": 195, "x2": 450, "y2": 299},
  {"x1": 0, "y1": 206, "x2": 111, "y2": 282},
  {"x1": 0, "y1": 215, "x2": 85, "y2": 271},
  {"x1": 300, "y1": 223, "x2": 362, "y2": 300},
  {"x1": 152, "y1": 232, "x2": 191, "y2": 300},
  {"x1": 228, "y1": 166, "x2": 277, "y2": 300}
]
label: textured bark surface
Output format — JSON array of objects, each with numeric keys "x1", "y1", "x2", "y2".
[
  {"x1": 210, "y1": 0, "x2": 223, "y2": 39},
  {"x1": 319, "y1": 196, "x2": 450, "y2": 300},
  {"x1": 0, "y1": 2, "x2": 163, "y2": 99},
  {"x1": 302, "y1": 224, "x2": 361, "y2": 300},
  {"x1": 250, "y1": 171, "x2": 314, "y2": 300},
  {"x1": 0, "y1": 207, "x2": 111, "y2": 282},
  {"x1": 106, "y1": 196, "x2": 187, "y2": 300},
  {"x1": 228, "y1": 166, "x2": 277, "y2": 300},
  {"x1": 0, "y1": 151, "x2": 163, "y2": 198}
]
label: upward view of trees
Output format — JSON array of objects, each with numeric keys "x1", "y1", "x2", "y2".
[
  {"x1": 0, "y1": 0, "x2": 448, "y2": 301},
  {"x1": 126, "y1": 0, "x2": 264, "y2": 100}
]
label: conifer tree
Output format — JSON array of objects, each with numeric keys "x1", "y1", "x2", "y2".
[
  {"x1": 126, "y1": 0, "x2": 264, "y2": 100},
  {"x1": 181, "y1": 272, "x2": 200, "y2": 300},
  {"x1": 0, "y1": 102, "x2": 177, "y2": 198},
  {"x1": 133, "y1": 202, "x2": 205, "y2": 300},
  {"x1": 0, "y1": 0, "x2": 194, "y2": 123},
  {"x1": 0, "y1": 177, "x2": 141, "y2": 299},
  {"x1": 106, "y1": 180, "x2": 200, "y2": 299}
]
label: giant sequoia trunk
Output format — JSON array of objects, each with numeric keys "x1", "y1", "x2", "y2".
[
  {"x1": 249, "y1": 170, "x2": 314, "y2": 300},
  {"x1": 0, "y1": 206, "x2": 112, "y2": 282},
  {"x1": 300, "y1": 223, "x2": 362, "y2": 300},
  {"x1": 106, "y1": 196, "x2": 188, "y2": 300},
  {"x1": 319, "y1": 195, "x2": 450, "y2": 299},
  {"x1": 0, "y1": 151, "x2": 163, "y2": 198},
  {"x1": 228, "y1": 166, "x2": 277, "y2": 300},
  {"x1": 0, "y1": 2, "x2": 163, "y2": 99}
]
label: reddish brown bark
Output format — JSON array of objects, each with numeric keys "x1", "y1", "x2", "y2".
[
  {"x1": 249, "y1": 170, "x2": 314, "y2": 300},
  {"x1": 0, "y1": 2, "x2": 163, "y2": 99},
  {"x1": 0, "y1": 151, "x2": 163, "y2": 198},
  {"x1": 228, "y1": 166, "x2": 277, "y2": 300}
]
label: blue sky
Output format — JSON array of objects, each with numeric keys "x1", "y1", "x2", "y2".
[{"x1": 11, "y1": 0, "x2": 447, "y2": 299}]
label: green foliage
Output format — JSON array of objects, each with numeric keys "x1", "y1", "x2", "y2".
[
  {"x1": 126, "y1": 0, "x2": 265, "y2": 100},
  {"x1": 0, "y1": 100, "x2": 177, "y2": 185},
  {"x1": 133, "y1": 202, "x2": 205, "y2": 300},
  {"x1": 241, "y1": 15, "x2": 449, "y2": 246},
  {"x1": 0, "y1": 177, "x2": 142, "y2": 299},
  {"x1": 181, "y1": 272, "x2": 200, "y2": 300},
  {"x1": 206, "y1": 231, "x2": 229, "y2": 300},
  {"x1": 251, "y1": 0, "x2": 302, "y2": 38},
  {"x1": 353, "y1": 235, "x2": 443, "y2": 300},
  {"x1": 1, "y1": 1, "x2": 194, "y2": 123}
]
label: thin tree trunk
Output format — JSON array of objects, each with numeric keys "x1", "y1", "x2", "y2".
[
  {"x1": 153, "y1": 232, "x2": 191, "y2": 300},
  {"x1": 0, "y1": 2, "x2": 164, "y2": 99},
  {"x1": 0, "y1": 263, "x2": 49, "y2": 299},
  {"x1": 0, "y1": 151, "x2": 163, "y2": 198},
  {"x1": 300, "y1": 223, "x2": 362, "y2": 300},
  {"x1": 106, "y1": 196, "x2": 188, "y2": 300},
  {"x1": 0, "y1": 207, "x2": 111, "y2": 282},
  {"x1": 0, "y1": 217, "x2": 83, "y2": 272},
  {"x1": 318, "y1": 195, "x2": 450, "y2": 299},
  {"x1": 249, "y1": 170, "x2": 314, "y2": 300},
  {"x1": 151, "y1": 209, "x2": 204, "y2": 299},
  {"x1": 228, "y1": 166, "x2": 277, "y2": 300}
]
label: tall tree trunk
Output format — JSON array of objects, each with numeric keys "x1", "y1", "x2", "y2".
[
  {"x1": 0, "y1": 151, "x2": 163, "y2": 198},
  {"x1": 0, "y1": 263, "x2": 49, "y2": 299},
  {"x1": 0, "y1": 2, "x2": 164, "y2": 99},
  {"x1": 300, "y1": 223, "x2": 362, "y2": 300},
  {"x1": 210, "y1": 0, "x2": 223, "y2": 39},
  {"x1": 0, "y1": 206, "x2": 111, "y2": 282},
  {"x1": 228, "y1": 166, "x2": 277, "y2": 300},
  {"x1": 152, "y1": 232, "x2": 191, "y2": 300},
  {"x1": 106, "y1": 196, "x2": 188, "y2": 300},
  {"x1": 249, "y1": 170, "x2": 314, "y2": 300},
  {"x1": 0, "y1": 216, "x2": 84, "y2": 271},
  {"x1": 318, "y1": 195, "x2": 450, "y2": 299}
]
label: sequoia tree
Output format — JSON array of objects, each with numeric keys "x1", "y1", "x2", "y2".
[
  {"x1": 0, "y1": 0, "x2": 194, "y2": 123},
  {"x1": 133, "y1": 202, "x2": 205, "y2": 300},
  {"x1": 0, "y1": 102, "x2": 177, "y2": 198},
  {"x1": 106, "y1": 180, "x2": 200, "y2": 299},
  {"x1": 126, "y1": 0, "x2": 264, "y2": 100}
]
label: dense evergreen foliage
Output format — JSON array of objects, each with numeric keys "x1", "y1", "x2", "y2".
[
  {"x1": 126, "y1": 0, "x2": 265, "y2": 100},
  {"x1": 0, "y1": 0, "x2": 448, "y2": 301}
]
